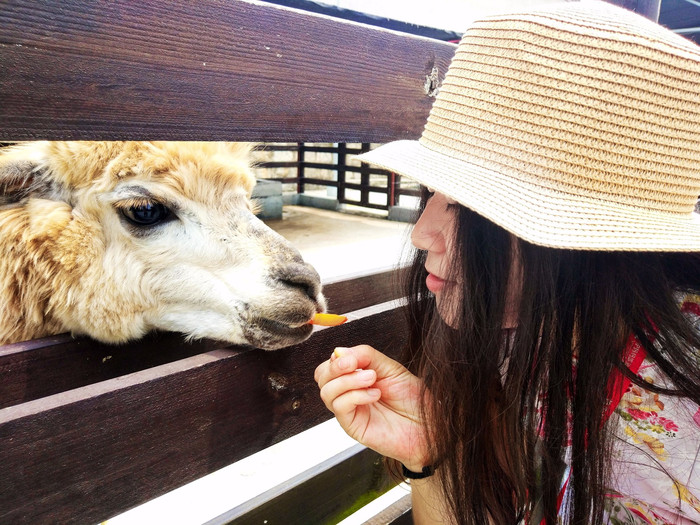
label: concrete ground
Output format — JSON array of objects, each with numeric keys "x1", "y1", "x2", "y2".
[{"x1": 264, "y1": 205, "x2": 413, "y2": 281}]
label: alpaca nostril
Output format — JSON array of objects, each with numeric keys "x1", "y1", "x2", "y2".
[
  {"x1": 276, "y1": 263, "x2": 321, "y2": 301},
  {"x1": 281, "y1": 278, "x2": 316, "y2": 301}
]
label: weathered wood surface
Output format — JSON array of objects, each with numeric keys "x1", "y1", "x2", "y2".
[
  {"x1": 322, "y1": 266, "x2": 406, "y2": 314},
  {"x1": 0, "y1": 0, "x2": 456, "y2": 142},
  {"x1": 0, "y1": 298, "x2": 407, "y2": 525}
]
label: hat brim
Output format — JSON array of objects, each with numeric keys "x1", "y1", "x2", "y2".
[{"x1": 357, "y1": 141, "x2": 700, "y2": 251}]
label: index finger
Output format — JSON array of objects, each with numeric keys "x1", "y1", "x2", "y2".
[
  {"x1": 314, "y1": 347, "x2": 360, "y2": 387},
  {"x1": 338, "y1": 344, "x2": 401, "y2": 381},
  {"x1": 314, "y1": 347, "x2": 347, "y2": 384}
]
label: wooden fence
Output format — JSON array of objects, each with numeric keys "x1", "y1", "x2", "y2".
[{"x1": 0, "y1": 0, "x2": 661, "y2": 523}]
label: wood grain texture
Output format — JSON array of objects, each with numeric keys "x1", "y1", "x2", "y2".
[
  {"x1": 323, "y1": 266, "x2": 406, "y2": 314},
  {"x1": 0, "y1": 331, "x2": 218, "y2": 409},
  {"x1": 0, "y1": 303, "x2": 407, "y2": 525},
  {"x1": 0, "y1": 0, "x2": 456, "y2": 142},
  {"x1": 0, "y1": 268, "x2": 404, "y2": 408}
]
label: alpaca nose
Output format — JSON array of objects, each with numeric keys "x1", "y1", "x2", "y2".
[{"x1": 276, "y1": 262, "x2": 322, "y2": 301}]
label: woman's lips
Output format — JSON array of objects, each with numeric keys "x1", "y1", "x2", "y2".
[{"x1": 426, "y1": 272, "x2": 447, "y2": 293}]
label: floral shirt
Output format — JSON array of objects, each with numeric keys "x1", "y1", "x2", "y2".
[{"x1": 604, "y1": 296, "x2": 700, "y2": 524}]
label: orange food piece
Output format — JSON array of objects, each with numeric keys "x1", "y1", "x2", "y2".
[{"x1": 309, "y1": 313, "x2": 348, "y2": 326}]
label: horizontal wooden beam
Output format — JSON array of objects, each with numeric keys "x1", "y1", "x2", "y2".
[{"x1": 0, "y1": 0, "x2": 456, "y2": 142}]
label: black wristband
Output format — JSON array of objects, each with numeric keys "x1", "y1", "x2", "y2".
[{"x1": 401, "y1": 463, "x2": 435, "y2": 480}]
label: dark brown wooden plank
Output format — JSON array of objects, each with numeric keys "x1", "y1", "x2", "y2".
[
  {"x1": 322, "y1": 266, "x2": 405, "y2": 314},
  {"x1": 0, "y1": 302, "x2": 407, "y2": 525},
  {"x1": 0, "y1": 268, "x2": 405, "y2": 408},
  {"x1": 0, "y1": 0, "x2": 456, "y2": 142},
  {"x1": 0, "y1": 331, "x2": 218, "y2": 410},
  {"x1": 210, "y1": 444, "x2": 397, "y2": 525}
]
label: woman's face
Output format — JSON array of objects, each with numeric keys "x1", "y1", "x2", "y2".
[
  {"x1": 411, "y1": 191, "x2": 460, "y2": 311},
  {"x1": 411, "y1": 191, "x2": 521, "y2": 328}
]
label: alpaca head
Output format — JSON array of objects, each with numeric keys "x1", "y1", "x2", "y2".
[{"x1": 0, "y1": 141, "x2": 325, "y2": 349}]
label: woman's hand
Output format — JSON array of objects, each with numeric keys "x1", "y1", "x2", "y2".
[{"x1": 314, "y1": 344, "x2": 431, "y2": 472}]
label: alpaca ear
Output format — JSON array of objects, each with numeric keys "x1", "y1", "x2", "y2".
[{"x1": 0, "y1": 143, "x2": 52, "y2": 205}]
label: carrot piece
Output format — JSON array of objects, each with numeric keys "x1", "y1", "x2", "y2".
[{"x1": 309, "y1": 313, "x2": 348, "y2": 326}]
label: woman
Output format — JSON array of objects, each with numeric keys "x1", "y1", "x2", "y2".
[{"x1": 314, "y1": 2, "x2": 700, "y2": 524}]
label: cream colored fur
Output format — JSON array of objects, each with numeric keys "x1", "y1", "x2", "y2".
[{"x1": 0, "y1": 141, "x2": 324, "y2": 349}]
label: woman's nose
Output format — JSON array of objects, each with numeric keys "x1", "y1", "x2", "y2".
[{"x1": 411, "y1": 196, "x2": 449, "y2": 253}]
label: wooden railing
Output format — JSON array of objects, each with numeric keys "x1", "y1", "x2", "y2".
[
  {"x1": 256, "y1": 142, "x2": 421, "y2": 212},
  {"x1": 0, "y1": 3, "x2": 454, "y2": 523}
]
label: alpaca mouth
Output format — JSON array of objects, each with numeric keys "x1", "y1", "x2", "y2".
[
  {"x1": 259, "y1": 317, "x2": 313, "y2": 336},
  {"x1": 244, "y1": 316, "x2": 315, "y2": 350}
]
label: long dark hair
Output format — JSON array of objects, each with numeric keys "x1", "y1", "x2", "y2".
[{"x1": 402, "y1": 192, "x2": 700, "y2": 524}]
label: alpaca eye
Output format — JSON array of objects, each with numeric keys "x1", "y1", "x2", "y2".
[{"x1": 120, "y1": 202, "x2": 170, "y2": 226}]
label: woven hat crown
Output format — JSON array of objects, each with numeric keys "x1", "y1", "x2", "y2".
[
  {"x1": 423, "y1": 1, "x2": 700, "y2": 214},
  {"x1": 359, "y1": 1, "x2": 700, "y2": 251}
]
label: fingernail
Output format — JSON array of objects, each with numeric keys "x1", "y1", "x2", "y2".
[{"x1": 333, "y1": 347, "x2": 347, "y2": 359}]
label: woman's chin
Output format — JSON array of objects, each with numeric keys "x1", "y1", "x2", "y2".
[{"x1": 435, "y1": 294, "x2": 460, "y2": 329}]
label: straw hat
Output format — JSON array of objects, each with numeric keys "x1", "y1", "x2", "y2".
[{"x1": 357, "y1": 1, "x2": 700, "y2": 251}]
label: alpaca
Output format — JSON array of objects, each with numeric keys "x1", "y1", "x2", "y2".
[{"x1": 0, "y1": 141, "x2": 325, "y2": 349}]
